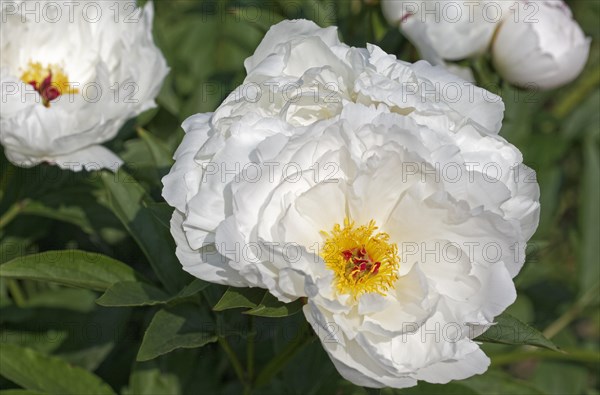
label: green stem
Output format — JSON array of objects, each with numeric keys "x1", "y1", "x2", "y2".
[
  {"x1": 552, "y1": 66, "x2": 600, "y2": 119},
  {"x1": 7, "y1": 279, "x2": 26, "y2": 307},
  {"x1": 218, "y1": 336, "x2": 248, "y2": 392},
  {"x1": 254, "y1": 324, "x2": 314, "y2": 389},
  {"x1": 543, "y1": 282, "x2": 599, "y2": 339},
  {"x1": 23, "y1": 280, "x2": 37, "y2": 298},
  {"x1": 491, "y1": 348, "x2": 599, "y2": 367},
  {"x1": 247, "y1": 316, "x2": 256, "y2": 384},
  {"x1": 0, "y1": 200, "x2": 29, "y2": 229}
]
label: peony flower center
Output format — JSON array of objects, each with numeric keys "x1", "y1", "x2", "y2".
[
  {"x1": 20, "y1": 61, "x2": 79, "y2": 107},
  {"x1": 321, "y1": 218, "x2": 399, "y2": 299}
]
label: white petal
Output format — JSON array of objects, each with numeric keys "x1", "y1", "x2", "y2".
[
  {"x1": 51, "y1": 145, "x2": 123, "y2": 172},
  {"x1": 414, "y1": 343, "x2": 490, "y2": 383},
  {"x1": 162, "y1": 113, "x2": 212, "y2": 212},
  {"x1": 171, "y1": 210, "x2": 248, "y2": 287}
]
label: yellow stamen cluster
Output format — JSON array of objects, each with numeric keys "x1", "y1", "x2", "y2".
[
  {"x1": 20, "y1": 61, "x2": 79, "y2": 107},
  {"x1": 321, "y1": 218, "x2": 399, "y2": 299}
]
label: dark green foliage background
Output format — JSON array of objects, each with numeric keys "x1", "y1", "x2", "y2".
[{"x1": 0, "y1": 1, "x2": 598, "y2": 394}]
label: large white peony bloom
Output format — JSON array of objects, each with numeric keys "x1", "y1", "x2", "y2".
[
  {"x1": 163, "y1": 20, "x2": 540, "y2": 388},
  {"x1": 492, "y1": 0, "x2": 591, "y2": 90},
  {"x1": 0, "y1": 0, "x2": 168, "y2": 170}
]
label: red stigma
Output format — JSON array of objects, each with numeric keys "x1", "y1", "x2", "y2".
[
  {"x1": 28, "y1": 70, "x2": 62, "y2": 107},
  {"x1": 341, "y1": 246, "x2": 380, "y2": 276}
]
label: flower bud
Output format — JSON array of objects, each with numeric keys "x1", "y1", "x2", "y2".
[
  {"x1": 381, "y1": 0, "x2": 503, "y2": 61},
  {"x1": 492, "y1": 0, "x2": 591, "y2": 90}
]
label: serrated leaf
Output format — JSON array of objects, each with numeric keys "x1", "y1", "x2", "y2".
[
  {"x1": 475, "y1": 313, "x2": 560, "y2": 352},
  {"x1": 0, "y1": 250, "x2": 145, "y2": 291},
  {"x1": 137, "y1": 304, "x2": 217, "y2": 361},
  {"x1": 0, "y1": 343, "x2": 116, "y2": 395},
  {"x1": 213, "y1": 287, "x2": 266, "y2": 311},
  {"x1": 243, "y1": 292, "x2": 303, "y2": 318}
]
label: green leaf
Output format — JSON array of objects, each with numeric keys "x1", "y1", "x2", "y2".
[
  {"x1": 57, "y1": 343, "x2": 115, "y2": 373},
  {"x1": 155, "y1": 74, "x2": 180, "y2": 117},
  {"x1": 137, "y1": 303, "x2": 217, "y2": 361},
  {"x1": 97, "y1": 279, "x2": 209, "y2": 307},
  {"x1": 0, "y1": 390, "x2": 47, "y2": 395},
  {"x1": 0, "y1": 250, "x2": 145, "y2": 291},
  {"x1": 122, "y1": 361, "x2": 180, "y2": 395},
  {"x1": 25, "y1": 288, "x2": 97, "y2": 312},
  {"x1": 212, "y1": 287, "x2": 266, "y2": 311},
  {"x1": 176, "y1": 279, "x2": 210, "y2": 299},
  {"x1": 243, "y1": 292, "x2": 303, "y2": 318},
  {"x1": 0, "y1": 236, "x2": 34, "y2": 265},
  {"x1": 6, "y1": 186, "x2": 119, "y2": 236},
  {"x1": 254, "y1": 324, "x2": 314, "y2": 388},
  {"x1": 0, "y1": 329, "x2": 65, "y2": 355},
  {"x1": 532, "y1": 362, "x2": 587, "y2": 395},
  {"x1": 153, "y1": 6, "x2": 266, "y2": 118},
  {"x1": 99, "y1": 171, "x2": 190, "y2": 292},
  {"x1": 143, "y1": 202, "x2": 173, "y2": 230},
  {"x1": 472, "y1": 55, "x2": 500, "y2": 91},
  {"x1": 135, "y1": 107, "x2": 160, "y2": 128},
  {"x1": 213, "y1": 287, "x2": 302, "y2": 317},
  {"x1": 475, "y1": 313, "x2": 560, "y2": 352},
  {"x1": 137, "y1": 128, "x2": 174, "y2": 169},
  {"x1": 461, "y1": 370, "x2": 546, "y2": 395},
  {"x1": 96, "y1": 282, "x2": 171, "y2": 307},
  {"x1": 0, "y1": 343, "x2": 116, "y2": 395},
  {"x1": 20, "y1": 199, "x2": 93, "y2": 234},
  {"x1": 1, "y1": 300, "x2": 128, "y2": 371},
  {"x1": 387, "y1": 382, "x2": 480, "y2": 395}
]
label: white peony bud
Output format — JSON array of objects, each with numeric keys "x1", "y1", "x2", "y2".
[
  {"x1": 381, "y1": 0, "x2": 505, "y2": 62},
  {"x1": 492, "y1": 0, "x2": 591, "y2": 90}
]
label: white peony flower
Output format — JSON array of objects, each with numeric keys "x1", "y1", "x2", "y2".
[
  {"x1": 0, "y1": 0, "x2": 168, "y2": 171},
  {"x1": 492, "y1": 0, "x2": 591, "y2": 90},
  {"x1": 163, "y1": 20, "x2": 540, "y2": 388},
  {"x1": 381, "y1": 0, "x2": 505, "y2": 62}
]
